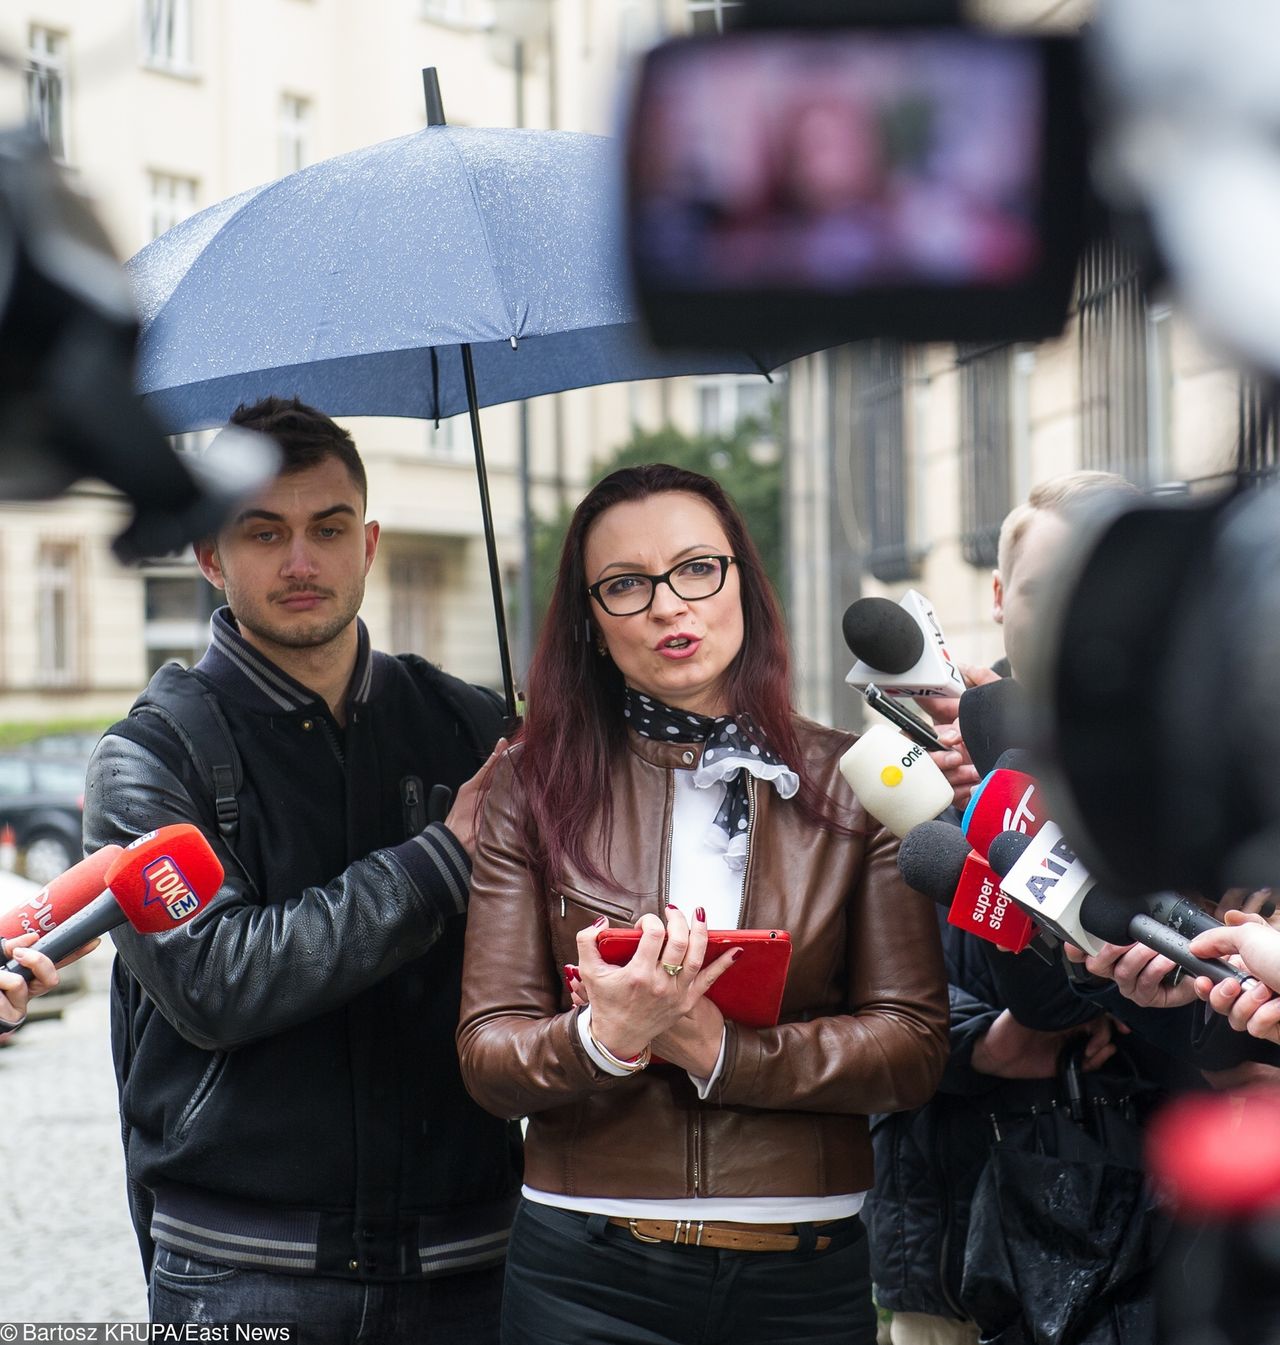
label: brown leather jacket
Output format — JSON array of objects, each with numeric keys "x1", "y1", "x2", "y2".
[{"x1": 457, "y1": 717, "x2": 949, "y2": 1200}]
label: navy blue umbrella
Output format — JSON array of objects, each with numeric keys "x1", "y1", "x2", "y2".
[{"x1": 127, "y1": 72, "x2": 795, "y2": 716}]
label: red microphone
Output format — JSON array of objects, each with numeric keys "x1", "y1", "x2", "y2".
[
  {"x1": 961, "y1": 765, "x2": 1046, "y2": 860},
  {"x1": 4, "y1": 824, "x2": 223, "y2": 980},
  {"x1": 897, "y1": 820, "x2": 1038, "y2": 953},
  {"x1": 945, "y1": 851, "x2": 1038, "y2": 954},
  {"x1": 0, "y1": 844, "x2": 123, "y2": 948}
]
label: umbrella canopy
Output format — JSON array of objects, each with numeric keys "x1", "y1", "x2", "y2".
[
  {"x1": 128, "y1": 124, "x2": 781, "y2": 429},
  {"x1": 126, "y1": 100, "x2": 805, "y2": 716}
]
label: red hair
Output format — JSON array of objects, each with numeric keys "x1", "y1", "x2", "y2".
[{"x1": 511, "y1": 464, "x2": 844, "y2": 893}]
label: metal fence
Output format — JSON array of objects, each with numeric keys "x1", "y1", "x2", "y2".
[
  {"x1": 1237, "y1": 377, "x2": 1280, "y2": 483},
  {"x1": 1078, "y1": 239, "x2": 1149, "y2": 482},
  {"x1": 957, "y1": 342, "x2": 1013, "y2": 567},
  {"x1": 851, "y1": 340, "x2": 921, "y2": 583}
]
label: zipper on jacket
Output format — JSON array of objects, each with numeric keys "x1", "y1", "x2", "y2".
[
  {"x1": 659, "y1": 770, "x2": 675, "y2": 908},
  {"x1": 693, "y1": 1118, "x2": 701, "y2": 1196},
  {"x1": 315, "y1": 714, "x2": 344, "y2": 766},
  {"x1": 401, "y1": 776, "x2": 426, "y2": 837}
]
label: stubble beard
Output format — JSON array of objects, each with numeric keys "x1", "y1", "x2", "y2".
[{"x1": 230, "y1": 584, "x2": 364, "y2": 654}]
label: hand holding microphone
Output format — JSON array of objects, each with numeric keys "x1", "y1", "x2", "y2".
[
  {"x1": 1187, "y1": 912, "x2": 1280, "y2": 1043},
  {"x1": 3, "y1": 824, "x2": 224, "y2": 984},
  {"x1": 0, "y1": 933, "x2": 62, "y2": 1032}
]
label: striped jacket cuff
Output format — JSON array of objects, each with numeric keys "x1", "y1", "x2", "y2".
[{"x1": 389, "y1": 822, "x2": 473, "y2": 920}]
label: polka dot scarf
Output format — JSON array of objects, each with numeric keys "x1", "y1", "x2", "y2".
[{"x1": 622, "y1": 687, "x2": 800, "y2": 871}]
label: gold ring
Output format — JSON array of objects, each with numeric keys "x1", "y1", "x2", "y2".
[{"x1": 661, "y1": 961, "x2": 684, "y2": 977}]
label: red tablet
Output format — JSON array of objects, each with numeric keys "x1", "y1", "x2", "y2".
[{"x1": 595, "y1": 928, "x2": 792, "y2": 1029}]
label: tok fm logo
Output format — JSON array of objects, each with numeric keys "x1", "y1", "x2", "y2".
[{"x1": 142, "y1": 855, "x2": 201, "y2": 922}]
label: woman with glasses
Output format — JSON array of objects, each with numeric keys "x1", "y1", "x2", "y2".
[{"x1": 458, "y1": 464, "x2": 948, "y2": 1345}]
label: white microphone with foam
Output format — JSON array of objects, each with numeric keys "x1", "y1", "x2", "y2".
[
  {"x1": 843, "y1": 591, "x2": 966, "y2": 698},
  {"x1": 839, "y1": 724, "x2": 956, "y2": 838}
]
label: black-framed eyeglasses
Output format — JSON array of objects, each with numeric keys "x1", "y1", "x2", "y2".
[{"x1": 587, "y1": 555, "x2": 736, "y2": 617}]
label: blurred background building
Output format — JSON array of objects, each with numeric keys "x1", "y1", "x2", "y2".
[{"x1": 0, "y1": 0, "x2": 1270, "y2": 741}]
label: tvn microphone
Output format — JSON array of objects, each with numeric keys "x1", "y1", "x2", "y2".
[
  {"x1": 0, "y1": 844, "x2": 122, "y2": 950},
  {"x1": 839, "y1": 724, "x2": 955, "y2": 838},
  {"x1": 956, "y1": 678, "x2": 1029, "y2": 778},
  {"x1": 988, "y1": 828, "x2": 1257, "y2": 988},
  {"x1": 897, "y1": 820, "x2": 1039, "y2": 953},
  {"x1": 961, "y1": 759, "x2": 1048, "y2": 859},
  {"x1": 843, "y1": 591, "x2": 966, "y2": 698},
  {"x1": 4, "y1": 824, "x2": 224, "y2": 981}
]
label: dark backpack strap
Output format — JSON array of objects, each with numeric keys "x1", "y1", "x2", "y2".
[
  {"x1": 128, "y1": 663, "x2": 243, "y2": 845},
  {"x1": 398, "y1": 655, "x2": 506, "y2": 763}
]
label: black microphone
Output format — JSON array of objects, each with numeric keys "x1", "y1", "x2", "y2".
[
  {"x1": 957, "y1": 679, "x2": 1028, "y2": 778},
  {"x1": 842, "y1": 597, "x2": 924, "y2": 674},
  {"x1": 987, "y1": 828, "x2": 1257, "y2": 989},
  {"x1": 897, "y1": 821, "x2": 972, "y2": 907}
]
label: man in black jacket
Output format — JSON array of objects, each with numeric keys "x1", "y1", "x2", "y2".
[{"x1": 83, "y1": 398, "x2": 520, "y2": 1342}]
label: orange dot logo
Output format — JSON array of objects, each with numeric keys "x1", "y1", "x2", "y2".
[{"x1": 880, "y1": 765, "x2": 904, "y2": 788}]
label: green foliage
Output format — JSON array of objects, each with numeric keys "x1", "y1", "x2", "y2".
[
  {"x1": 532, "y1": 419, "x2": 783, "y2": 627},
  {"x1": 0, "y1": 718, "x2": 114, "y2": 749}
]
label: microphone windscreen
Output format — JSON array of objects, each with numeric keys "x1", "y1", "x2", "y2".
[
  {"x1": 958, "y1": 679, "x2": 1027, "y2": 777},
  {"x1": 842, "y1": 598, "x2": 924, "y2": 675},
  {"x1": 987, "y1": 828, "x2": 1034, "y2": 878},
  {"x1": 0, "y1": 844, "x2": 121, "y2": 942},
  {"x1": 1078, "y1": 887, "x2": 1143, "y2": 944},
  {"x1": 897, "y1": 820, "x2": 973, "y2": 905},
  {"x1": 993, "y1": 748, "x2": 1035, "y2": 774},
  {"x1": 105, "y1": 824, "x2": 224, "y2": 934},
  {"x1": 839, "y1": 724, "x2": 955, "y2": 839}
]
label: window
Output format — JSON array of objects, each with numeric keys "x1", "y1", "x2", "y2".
[
  {"x1": 957, "y1": 342, "x2": 1014, "y2": 568},
  {"x1": 26, "y1": 27, "x2": 69, "y2": 162},
  {"x1": 686, "y1": 0, "x2": 743, "y2": 34},
  {"x1": 1078, "y1": 239, "x2": 1150, "y2": 483},
  {"x1": 851, "y1": 341, "x2": 920, "y2": 583},
  {"x1": 146, "y1": 171, "x2": 198, "y2": 241},
  {"x1": 425, "y1": 416, "x2": 467, "y2": 460},
  {"x1": 421, "y1": 0, "x2": 472, "y2": 23},
  {"x1": 142, "y1": 0, "x2": 195, "y2": 73},
  {"x1": 37, "y1": 542, "x2": 80, "y2": 687},
  {"x1": 278, "y1": 94, "x2": 312, "y2": 176},
  {"x1": 1237, "y1": 377, "x2": 1280, "y2": 482},
  {"x1": 389, "y1": 550, "x2": 445, "y2": 656},
  {"x1": 143, "y1": 568, "x2": 218, "y2": 675},
  {"x1": 696, "y1": 375, "x2": 779, "y2": 438}
]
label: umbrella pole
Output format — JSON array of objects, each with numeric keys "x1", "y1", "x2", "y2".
[
  {"x1": 461, "y1": 341, "x2": 519, "y2": 723},
  {"x1": 422, "y1": 68, "x2": 517, "y2": 723}
]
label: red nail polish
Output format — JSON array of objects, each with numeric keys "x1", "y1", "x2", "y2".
[
  {"x1": 731, "y1": 948, "x2": 743, "y2": 961},
  {"x1": 695, "y1": 907, "x2": 706, "y2": 923},
  {"x1": 592, "y1": 915, "x2": 607, "y2": 928},
  {"x1": 666, "y1": 904, "x2": 679, "y2": 911},
  {"x1": 563, "y1": 964, "x2": 575, "y2": 982}
]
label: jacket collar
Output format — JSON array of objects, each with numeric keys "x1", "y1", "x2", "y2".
[{"x1": 196, "y1": 605, "x2": 375, "y2": 714}]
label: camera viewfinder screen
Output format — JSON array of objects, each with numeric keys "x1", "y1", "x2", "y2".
[{"x1": 631, "y1": 32, "x2": 1046, "y2": 294}]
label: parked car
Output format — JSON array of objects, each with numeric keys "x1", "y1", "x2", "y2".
[
  {"x1": 0, "y1": 750, "x2": 87, "y2": 885},
  {"x1": 26, "y1": 730, "x2": 104, "y2": 758}
]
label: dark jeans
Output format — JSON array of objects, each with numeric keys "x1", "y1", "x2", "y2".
[
  {"x1": 149, "y1": 1247, "x2": 503, "y2": 1345},
  {"x1": 501, "y1": 1200, "x2": 877, "y2": 1345}
]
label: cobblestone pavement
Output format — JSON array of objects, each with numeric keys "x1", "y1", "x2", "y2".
[{"x1": 0, "y1": 952, "x2": 149, "y2": 1322}]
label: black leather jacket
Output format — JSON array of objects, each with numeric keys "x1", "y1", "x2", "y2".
[{"x1": 83, "y1": 610, "x2": 521, "y2": 1281}]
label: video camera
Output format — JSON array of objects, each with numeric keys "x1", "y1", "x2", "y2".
[
  {"x1": 0, "y1": 127, "x2": 276, "y2": 557},
  {"x1": 625, "y1": 0, "x2": 1090, "y2": 350}
]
